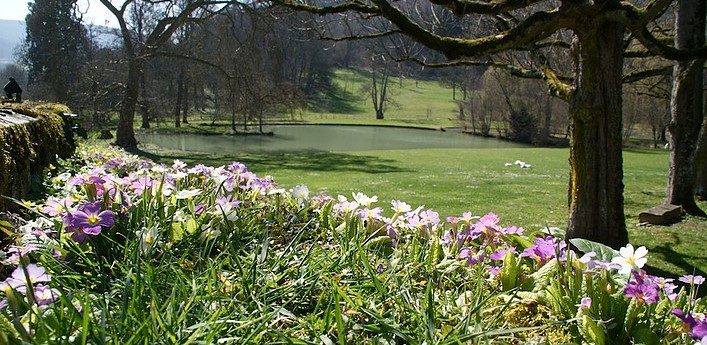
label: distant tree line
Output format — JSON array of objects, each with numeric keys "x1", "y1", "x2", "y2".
[{"x1": 5, "y1": 0, "x2": 696, "y2": 152}]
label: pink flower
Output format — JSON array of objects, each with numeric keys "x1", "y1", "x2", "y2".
[
  {"x1": 679, "y1": 275, "x2": 705, "y2": 286},
  {"x1": 42, "y1": 197, "x2": 73, "y2": 217}
]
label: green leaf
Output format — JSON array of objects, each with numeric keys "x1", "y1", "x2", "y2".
[
  {"x1": 530, "y1": 258, "x2": 558, "y2": 293},
  {"x1": 570, "y1": 238, "x2": 619, "y2": 261},
  {"x1": 630, "y1": 323, "x2": 660, "y2": 345},
  {"x1": 542, "y1": 226, "x2": 566, "y2": 238},
  {"x1": 0, "y1": 220, "x2": 14, "y2": 237}
]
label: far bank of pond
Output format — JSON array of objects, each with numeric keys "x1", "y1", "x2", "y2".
[{"x1": 138, "y1": 124, "x2": 528, "y2": 153}]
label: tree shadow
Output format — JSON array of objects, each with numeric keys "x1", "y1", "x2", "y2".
[
  {"x1": 643, "y1": 232, "x2": 707, "y2": 298},
  {"x1": 127, "y1": 147, "x2": 411, "y2": 175}
]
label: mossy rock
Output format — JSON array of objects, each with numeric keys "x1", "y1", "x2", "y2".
[{"x1": 0, "y1": 102, "x2": 77, "y2": 210}]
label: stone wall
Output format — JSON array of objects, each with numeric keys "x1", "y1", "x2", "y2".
[{"x1": 0, "y1": 102, "x2": 76, "y2": 210}]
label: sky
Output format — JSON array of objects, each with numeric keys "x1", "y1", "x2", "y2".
[{"x1": 1, "y1": 0, "x2": 117, "y2": 27}]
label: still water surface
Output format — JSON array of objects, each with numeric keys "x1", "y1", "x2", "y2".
[{"x1": 138, "y1": 125, "x2": 526, "y2": 153}]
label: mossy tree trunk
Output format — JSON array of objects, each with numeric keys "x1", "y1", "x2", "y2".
[
  {"x1": 665, "y1": 0, "x2": 706, "y2": 216},
  {"x1": 565, "y1": 19, "x2": 628, "y2": 249}
]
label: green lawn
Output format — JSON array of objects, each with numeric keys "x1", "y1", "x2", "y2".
[
  {"x1": 124, "y1": 68, "x2": 706, "y2": 282},
  {"x1": 132, "y1": 142, "x2": 707, "y2": 281}
]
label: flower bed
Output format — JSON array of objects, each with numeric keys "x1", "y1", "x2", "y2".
[{"x1": 0, "y1": 143, "x2": 704, "y2": 344}]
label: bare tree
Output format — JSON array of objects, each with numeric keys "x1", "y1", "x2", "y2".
[
  {"x1": 364, "y1": 56, "x2": 393, "y2": 119},
  {"x1": 99, "y1": 0, "x2": 229, "y2": 147}
]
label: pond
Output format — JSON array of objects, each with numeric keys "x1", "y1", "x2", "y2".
[{"x1": 138, "y1": 125, "x2": 527, "y2": 153}]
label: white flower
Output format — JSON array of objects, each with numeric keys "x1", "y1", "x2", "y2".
[
  {"x1": 291, "y1": 185, "x2": 309, "y2": 205},
  {"x1": 267, "y1": 188, "x2": 286, "y2": 195},
  {"x1": 391, "y1": 200, "x2": 412, "y2": 213},
  {"x1": 210, "y1": 174, "x2": 228, "y2": 186},
  {"x1": 136, "y1": 227, "x2": 159, "y2": 256},
  {"x1": 172, "y1": 160, "x2": 187, "y2": 170},
  {"x1": 170, "y1": 171, "x2": 188, "y2": 180},
  {"x1": 611, "y1": 244, "x2": 648, "y2": 274},
  {"x1": 151, "y1": 165, "x2": 168, "y2": 174},
  {"x1": 175, "y1": 188, "x2": 202, "y2": 200},
  {"x1": 352, "y1": 192, "x2": 377, "y2": 207},
  {"x1": 172, "y1": 210, "x2": 191, "y2": 222},
  {"x1": 200, "y1": 225, "x2": 221, "y2": 241},
  {"x1": 215, "y1": 203, "x2": 239, "y2": 222}
]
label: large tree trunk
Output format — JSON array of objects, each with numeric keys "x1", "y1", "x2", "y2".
[
  {"x1": 140, "y1": 73, "x2": 150, "y2": 129},
  {"x1": 565, "y1": 20, "x2": 628, "y2": 249},
  {"x1": 174, "y1": 66, "x2": 185, "y2": 128},
  {"x1": 665, "y1": 0, "x2": 706, "y2": 217},
  {"x1": 695, "y1": 118, "x2": 707, "y2": 199},
  {"x1": 115, "y1": 58, "x2": 142, "y2": 148}
]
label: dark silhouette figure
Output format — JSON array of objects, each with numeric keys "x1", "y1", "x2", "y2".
[{"x1": 4, "y1": 77, "x2": 22, "y2": 102}]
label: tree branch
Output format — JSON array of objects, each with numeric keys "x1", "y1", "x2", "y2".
[
  {"x1": 616, "y1": 3, "x2": 707, "y2": 61},
  {"x1": 152, "y1": 51, "x2": 235, "y2": 79},
  {"x1": 426, "y1": 0, "x2": 544, "y2": 16},
  {"x1": 622, "y1": 65, "x2": 671, "y2": 84}
]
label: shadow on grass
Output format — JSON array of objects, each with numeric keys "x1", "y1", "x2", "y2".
[
  {"x1": 623, "y1": 147, "x2": 668, "y2": 155},
  {"x1": 643, "y1": 231, "x2": 707, "y2": 298},
  {"x1": 127, "y1": 147, "x2": 411, "y2": 175},
  {"x1": 307, "y1": 84, "x2": 364, "y2": 114}
]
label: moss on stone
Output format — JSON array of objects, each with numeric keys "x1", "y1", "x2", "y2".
[{"x1": 0, "y1": 102, "x2": 76, "y2": 210}]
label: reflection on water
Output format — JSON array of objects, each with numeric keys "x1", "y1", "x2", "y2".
[{"x1": 138, "y1": 125, "x2": 527, "y2": 153}]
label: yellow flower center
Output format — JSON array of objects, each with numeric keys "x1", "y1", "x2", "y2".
[
  {"x1": 87, "y1": 214, "x2": 100, "y2": 225},
  {"x1": 145, "y1": 235, "x2": 154, "y2": 245}
]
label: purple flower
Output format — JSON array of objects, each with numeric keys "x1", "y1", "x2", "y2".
[
  {"x1": 490, "y1": 247, "x2": 515, "y2": 261},
  {"x1": 5, "y1": 264, "x2": 52, "y2": 295},
  {"x1": 419, "y1": 210, "x2": 440, "y2": 226},
  {"x1": 226, "y1": 162, "x2": 247, "y2": 174},
  {"x1": 42, "y1": 197, "x2": 73, "y2": 217},
  {"x1": 63, "y1": 201, "x2": 115, "y2": 242},
  {"x1": 478, "y1": 212, "x2": 499, "y2": 228},
  {"x1": 487, "y1": 265, "x2": 502, "y2": 277},
  {"x1": 130, "y1": 176, "x2": 156, "y2": 194},
  {"x1": 679, "y1": 275, "x2": 705, "y2": 286},
  {"x1": 624, "y1": 270, "x2": 659, "y2": 304},
  {"x1": 356, "y1": 207, "x2": 383, "y2": 221},
  {"x1": 459, "y1": 247, "x2": 484, "y2": 266},
  {"x1": 34, "y1": 284, "x2": 60, "y2": 305},
  {"x1": 521, "y1": 236, "x2": 561, "y2": 264},
  {"x1": 672, "y1": 308, "x2": 707, "y2": 340},
  {"x1": 11, "y1": 264, "x2": 51, "y2": 285},
  {"x1": 577, "y1": 297, "x2": 592, "y2": 310},
  {"x1": 655, "y1": 277, "x2": 679, "y2": 301},
  {"x1": 501, "y1": 226, "x2": 524, "y2": 235},
  {"x1": 460, "y1": 212, "x2": 478, "y2": 223}
]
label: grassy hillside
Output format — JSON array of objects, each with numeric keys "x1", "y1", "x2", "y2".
[{"x1": 295, "y1": 69, "x2": 462, "y2": 128}]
